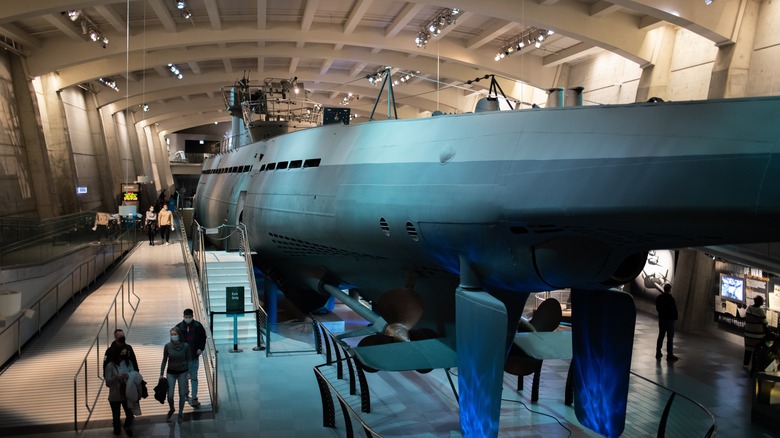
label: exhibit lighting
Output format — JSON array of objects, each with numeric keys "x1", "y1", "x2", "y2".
[
  {"x1": 175, "y1": 1, "x2": 192, "y2": 19},
  {"x1": 415, "y1": 8, "x2": 460, "y2": 48},
  {"x1": 168, "y1": 63, "x2": 184, "y2": 79},
  {"x1": 141, "y1": 103, "x2": 150, "y2": 111},
  {"x1": 64, "y1": 10, "x2": 109, "y2": 48},
  {"x1": 98, "y1": 77, "x2": 119, "y2": 92},
  {"x1": 495, "y1": 28, "x2": 554, "y2": 61},
  {"x1": 366, "y1": 69, "x2": 419, "y2": 86},
  {"x1": 340, "y1": 92, "x2": 358, "y2": 106},
  {"x1": 705, "y1": 0, "x2": 713, "y2": 4}
]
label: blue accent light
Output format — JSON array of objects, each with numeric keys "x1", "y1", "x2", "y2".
[{"x1": 571, "y1": 288, "x2": 635, "y2": 437}]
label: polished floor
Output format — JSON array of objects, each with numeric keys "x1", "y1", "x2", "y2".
[{"x1": 2, "y1": 235, "x2": 779, "y2": 437}]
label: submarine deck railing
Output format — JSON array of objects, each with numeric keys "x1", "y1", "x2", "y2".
[
  {"x1": 72, "y1": 265, "x2": 139, "y2": 432},
  {"x1": 0, "y1": 224, "x2": 141, "y2": 366},
  {"x1": 176, "y1": 212, "x2": 220, "y2": 412}
]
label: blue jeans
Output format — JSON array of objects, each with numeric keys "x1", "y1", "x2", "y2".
[
  {"x1": 167, "y1": 372, "x2": 189, "y2": 413},
  {"x1": 189, "y1": 357, "x2": 200, "y2": 399}
]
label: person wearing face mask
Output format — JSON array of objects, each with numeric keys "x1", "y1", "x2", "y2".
[
  {"x1": 104, "y1": 329, "x2": 140, "y2": 375},
  {"x1": 105, "y1": 346, "x2": 135, "y2": 436},
  {"x1": 160, "y1": 326, "x2": 192, "y2": 422},
  {"x1": 176, "y1": 308, "x2": 207, "y2": 407},
  {"x1": 145, "y1": 205, "x2": 157, "y2": 246}
]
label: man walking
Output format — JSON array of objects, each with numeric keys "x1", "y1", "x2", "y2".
[
  {"x1": 656, "y1": 283, "x2": 679, "y2": 362},
  {"x1": 104, "y1": 328, "x2": 140, "y2": 373},
  {"x1": 157, "y1": 204, "x2": 174, "y2": 245},
  {"x1": 176, "y1": 308, "x2": 207, "y2": 407}
]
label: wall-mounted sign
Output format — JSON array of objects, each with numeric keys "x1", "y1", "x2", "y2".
[
  {"x1": 122, "y1": 182, "x2": 140, "y2": 204},
  {"x1": 76, "y1": 187, "x2": 87, "y2": 194}
]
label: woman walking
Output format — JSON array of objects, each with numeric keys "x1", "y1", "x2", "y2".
[{"x1": 160, "y1": 326, "x2": 192, "y2": 422}]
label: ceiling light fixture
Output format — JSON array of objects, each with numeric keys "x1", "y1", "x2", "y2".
[
  {"x1": 175, "y1": 1, "x2": 192, "y2": 19},
  {"x1": 340, "y1": 92, "x2": 358, "y2": 106},
  {"x1": 366, "y1": 69, "x2": 420, "y2": 86},
  {"x1": 495, "y1": 28, "x2": 554, "y2": 61},
  {"x1": 64, "y1": 10, "x2": 109, "y2": 48},
  {"x1": 98, "y1": 77, "x2": 119, "y2": 92},
  {"x1": 168, "y1": 63, "x2": 183, "y2": 79},
  {"x1": 415, "y1": 8, "x2": 460, "y2": 48},
  {"x1": 141, "y1": 103, "x2": 150, "y2": 112}
]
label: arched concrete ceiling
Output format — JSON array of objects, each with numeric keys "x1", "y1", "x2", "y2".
[{"x1": 0, "y1": 0, "x2": 741, "y2": 134}]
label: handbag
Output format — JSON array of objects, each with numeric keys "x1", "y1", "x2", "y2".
[{"x1": 141, "y1": 380, "x2": 149, "y2": 399}]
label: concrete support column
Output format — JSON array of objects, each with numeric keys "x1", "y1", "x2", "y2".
[
  {"x1": 635, "y1": 25, "x2": 677, "y2": 102},
  {"x1": 708, "y1": 0, "x2": 760, "y2": 98},
  {"x1": 9, "y1": 55, "x2": 58, "y2": 218},
  {"x1": 85, "y1": 93, "x2": 117, "y2": 212},
  {"x1": 98, "y1": 106, "x2": 125, "y2": 206},
  {"x1": 675, "y1": 249, "x2": 717, "y2": 333},
  {"x1": 35, "y1": 74, "x2": 79, "y2": 215}
]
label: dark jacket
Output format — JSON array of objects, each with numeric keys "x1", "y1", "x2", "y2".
[
  {"x1": 655, "y1": 292, "x2": 678, "y2": 321},
  {"x1": 153, "y1": 377, "x2": 168, "y2": 404},
  {"x1": 104, "y1": 341, "x2": 140, "y2": 373},
  {"x1": 176, "y1": 319, "x2": 207, "y2": 357}
]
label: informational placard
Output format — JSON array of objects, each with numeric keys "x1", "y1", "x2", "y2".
[
  {"x1": 226, "y1": 286, "x2": 244, "y2": 314},
  {"x1": 769, "y1": 283, "x2": 780, "y2": 312},
  {"x1": 746, "y1": 275, "x2": 769, "y2": 306}
]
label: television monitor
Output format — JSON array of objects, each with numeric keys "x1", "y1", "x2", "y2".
[{"x1": 720, "y1": 273, "x2": 745, "y2": 303}]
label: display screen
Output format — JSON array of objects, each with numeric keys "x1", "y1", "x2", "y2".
[{"x1": 720, "y1": 274, "x2": 745, "y2": 303}]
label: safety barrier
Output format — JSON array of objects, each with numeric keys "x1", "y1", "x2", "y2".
[
  {"x1": 176, "y1": 211, "x2": 220, "y2": 412},
  {"x1": 72, "y1": 265, "x2": 140, "y2": 432},
  {"x1": 565, "y1": 368, "x2": 717, "y2": 437},
  {"x1": 312, "y1": 320, "x2": 381, "y2": 437},
  {"x1": 0, "y1": 227, "x2": 139, "y2": 368}
]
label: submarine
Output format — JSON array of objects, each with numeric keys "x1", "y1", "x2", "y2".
[{"x1": 194, "y1": 73, "x2": 780, "y2": 437}]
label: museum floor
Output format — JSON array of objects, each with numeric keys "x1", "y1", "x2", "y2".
[{"x1": 2, "y1": 236, "x2": 778, "y2": 438}]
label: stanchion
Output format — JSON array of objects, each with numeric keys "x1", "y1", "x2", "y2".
[{"x1": 230, "y1": 315, "x2": 242, "y2": 353}]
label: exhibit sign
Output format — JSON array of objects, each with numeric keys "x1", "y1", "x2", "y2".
[
  {"x1": 226, "y1": 286, "x2": 245, "y2": 315},
  {"x1": 122, "y1": 183, "x2": 140, "y2": 204},
  {"x1": 746, "y1": 275, "x2": 768, "y2": 305}
]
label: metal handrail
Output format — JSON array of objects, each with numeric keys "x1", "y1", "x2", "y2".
[
  {"x1": 313, "y1": 365, "x2": 383, "y2": 438},
  {"x1": 0, "y1": 226, "x2": 138, "y2": 361},
  {"x1": 72, "y1": 265, "x2": 140, "y2": 432},
  {"x1": 176, "y1": 212, "x2": 220, "y2": 412},
  {"x1": 629, "y1": 371, "x2": 717, "y2": 437}
]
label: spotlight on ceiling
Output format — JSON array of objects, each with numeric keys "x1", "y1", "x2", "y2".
[
  {"x1": 415, "y1": 8, "x2": 461, "y2": 48},
  {"x1": 495, "y1": 27, "x2": 554, "y2": 61}
]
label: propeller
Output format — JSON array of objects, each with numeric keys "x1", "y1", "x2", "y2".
[{"x1": 356, "y1": 288, "x2": 431, "y2": 373}]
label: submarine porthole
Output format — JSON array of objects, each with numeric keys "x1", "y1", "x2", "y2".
[{"x1": 379, "y1": 217, "x2": 390, "y2": 237}]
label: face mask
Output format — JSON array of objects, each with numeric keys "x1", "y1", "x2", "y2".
[
  {"x1": 171, "y1": 335, "x2": 179, "y2": 342},
  {"x1": 184, "y1": 317, "x2": 193, "y2": 324},
  {"x1": 118, "y1": 336, "x2": 126, "y2": 344}
]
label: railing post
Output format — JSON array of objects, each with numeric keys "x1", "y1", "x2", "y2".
[
  {"x1": 314, "y1": 370, "x2": 336, "y2": 429},
  {"x1": 657, "y1": 392, "x2": 676, "y2": 438},
  {"x1": 253, "y1": 309, "x2": 265, "y2": 351}
]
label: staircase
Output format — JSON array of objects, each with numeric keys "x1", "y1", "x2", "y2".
[{"x1": 204, "y1": 251, "x2": 258, "y2": 346}]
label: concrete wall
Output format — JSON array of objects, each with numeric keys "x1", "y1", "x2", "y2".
[{"x1": 0, "y1": 52, "x2": 36, "y2": 218}]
